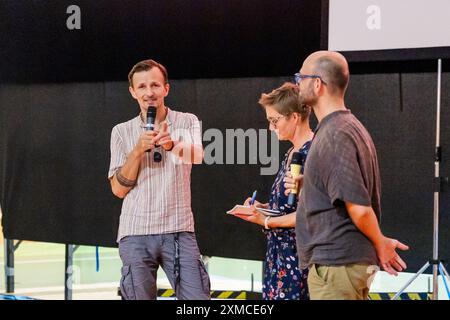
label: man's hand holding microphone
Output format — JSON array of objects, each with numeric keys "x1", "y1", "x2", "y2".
[{"x1": 134, "y1": 106, "x2": 174, "y2": 157}]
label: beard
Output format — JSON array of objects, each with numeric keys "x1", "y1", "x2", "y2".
[{"x1": 299, "y1": 82, "x2": 318, "y2": 106}]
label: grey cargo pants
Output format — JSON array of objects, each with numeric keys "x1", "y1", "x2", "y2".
[{"x1": 119, "y1": 232, "x2": 210, "y2": 300}]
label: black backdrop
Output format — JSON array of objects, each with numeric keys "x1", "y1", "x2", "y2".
[
  {"x1": 1, "y1": 1, "x2": 449, "y2": 271},
  {"x1": 0, "y1": 0, "x2": 320, "y2": 83}
]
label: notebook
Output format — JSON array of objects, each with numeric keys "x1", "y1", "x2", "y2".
[{"x1": 226, "y1": 205, "x2": 281, "y2": 217}]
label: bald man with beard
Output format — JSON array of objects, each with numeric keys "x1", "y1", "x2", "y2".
[{"x1": 291, "y1": 51, "x2": 409, "y2": 300}]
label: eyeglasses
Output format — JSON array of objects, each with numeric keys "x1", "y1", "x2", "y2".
[
  {"x1": 267, "y1": 115, "x2": 286, "y2": 127},
  {"x1": 294, "y1": 73, "x2": 327, "y2": 85}
]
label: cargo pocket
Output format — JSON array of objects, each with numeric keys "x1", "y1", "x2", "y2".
[
  {"x1": 198, "y1": 259, "x2": 211, "y2": 298},
  {"x1": 120, "y1": 265, "x2": 136, "y2": 300}
]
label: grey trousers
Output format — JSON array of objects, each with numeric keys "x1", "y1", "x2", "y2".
[{"x1": 118, "y1": 232, "x2": 211, "y2": 300}]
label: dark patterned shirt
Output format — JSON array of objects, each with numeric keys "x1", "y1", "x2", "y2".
[{"x1": 296, "y1": 110, "x2": 381, "y2": 269}]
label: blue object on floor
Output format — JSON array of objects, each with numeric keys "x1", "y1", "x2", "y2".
[
  {"x1": 439, "y1": 264, "x2": 450, "y2": 299},
  {"x1": 0, "y1": 294, "x2": 36, "y2": 300},
  {"x1": 96, "y1": 246, "x2": 100, "y2": 272}
]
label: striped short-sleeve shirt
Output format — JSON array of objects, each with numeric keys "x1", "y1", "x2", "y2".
[{"x1": 108, "y1": 108, "x2": 202, "y2": 242}]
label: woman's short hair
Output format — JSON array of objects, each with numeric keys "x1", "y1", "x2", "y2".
[{"x1": 258, "y1": 82, "x2": 311, "y2": 121}]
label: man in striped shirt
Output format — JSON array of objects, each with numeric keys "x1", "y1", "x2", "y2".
[{"x1": 108, "y1": 59, "x2": 210, "y2": 300}]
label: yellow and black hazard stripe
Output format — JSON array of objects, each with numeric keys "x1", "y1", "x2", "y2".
[
  {"x1": 368, "y1": 292, "x2": 431, "y2": 300},
  {"x1": 157, "y1": 289, "x2": 262, "y2": 300},
  {"x1": 120, "y1": 288, "x2": 431, "y2": 300},
  {"x1": 159, "y1": 290, "x2": 431, "y2": 300}
]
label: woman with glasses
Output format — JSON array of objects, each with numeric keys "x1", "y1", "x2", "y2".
[{"x1": 232, "y1": 82, "x2": 314, "y2": 300}]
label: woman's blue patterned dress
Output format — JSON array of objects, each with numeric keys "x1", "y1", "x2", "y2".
[{"x1": 262, "y1": 141, "x2": 311, "y2": 300}]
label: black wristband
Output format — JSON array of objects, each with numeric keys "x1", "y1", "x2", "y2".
[{"x1": 116, "y1": 167, "x2": 137, "y2": 188}]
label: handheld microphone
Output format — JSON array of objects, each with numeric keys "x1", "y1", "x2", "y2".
[
  {"x1": 145, "y1": 106, "x2": 162, "y2": 162},
  {"x1": 146, "y1": 106, "x2": 157, "y2": 131},
  {"x1": 287, "y1": 151, "x2": 302, "y2": 207}
]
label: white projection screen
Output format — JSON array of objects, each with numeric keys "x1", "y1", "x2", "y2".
[{"x1": 323, "y1": 0, "x2": 450, "y2": 61}]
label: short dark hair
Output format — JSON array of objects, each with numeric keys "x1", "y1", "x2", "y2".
[
  {"x1": 313, "y1": 56, "x2": 349, "y2": 95},
  {"x1": 258, "y1": 82, "x2": 311, "y2": 121},
  {"x1": 128, "y1": 59, "x2": 168, "y2": 87}
]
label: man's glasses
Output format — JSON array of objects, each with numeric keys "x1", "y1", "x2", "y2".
[
  {"x1": 267, "y1": 115, "x2": 286, "y2": 127},
  {"x1": 294, "y1": 73, "x2": 327, "y2": 85}
]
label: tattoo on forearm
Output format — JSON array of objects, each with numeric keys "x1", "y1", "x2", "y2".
[{"x1": 116, "y1": 167, "x2": 136, "y2": 188}]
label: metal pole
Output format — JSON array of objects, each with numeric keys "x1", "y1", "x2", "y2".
[
  {"x1": 391, "y1": 262, "x2": 430, "y2": 300},
  {"x1": 393, "y1": 59, "x2": 445, "y2": 300},
  {"x1": 432, "y1": 58, "x2": 442, "y2": 300},
  {"x1": 4, "y1": 239, "x2": 14, "y2": 293},
  {"x1": 64, "y1": 244, "x2": 74, "y2": 300}
]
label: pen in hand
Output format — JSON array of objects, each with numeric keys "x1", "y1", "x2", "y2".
[{"x1": 250, "y1": 190, "x2": 257, "y2": 205}]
